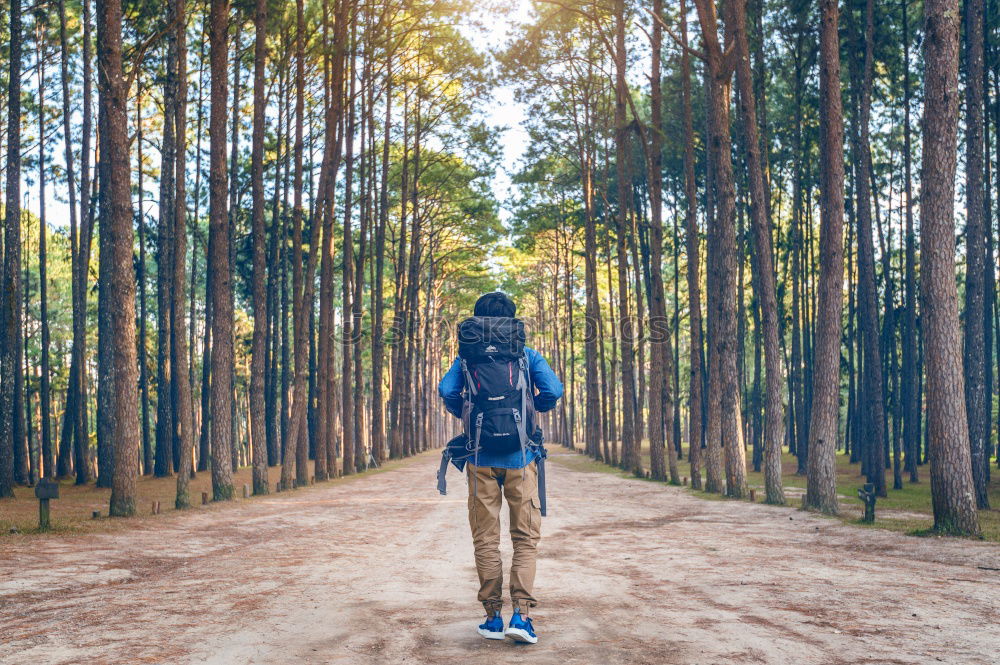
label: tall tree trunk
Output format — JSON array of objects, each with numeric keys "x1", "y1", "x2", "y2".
[
  {"x1": 75, "y1": 0, "x2": 96, "y2": 486},
  {"x1": 227, "y1": 24, "x2": 244, "y2": 475},
  {"x1": 156, "y1": 3, "x2": 179, "y2": 478},
  {"x1": 25, "y1": 224, "x2": 37, "y2": 485},
  {"x1": 195, "y1": 14, "x2": 212, "y2": 474},
  {"x1": 136, "y1": 82, "x2": 152, "y2": 476},
  {"x1": 963, "y1": 0, "x2": 990, "y2": 508},
  {"x1": 401, "y1": 95, "x2": 422, "y2": 461},
  {"x1": 352, "y1": 44, "x2": 371, "y2": 473},
  {"x1": 901, "y1": 0, "x2": 920, "y2": 483},
  {"x1": 173, "y1": 0, "x2": 195, "y2": 508},
  {"x1": 370, "y1": 51, "x2": 391, "y2": 467},
  {"x1": 701, "y1": 65, "x2": 724, "y2": 494},
  {"x1": 851, "y1": 0, "x2": 888, "y2": 497},
  {"x1": 199, "y1": 234, "x2": 213, "y2": 473},
  {"x1": 613, "y1": 0, "x2": 640, "y2": 477},
  {"x1": 694, "y1": 0, "x2": 748, "y2": 498},
  {"x1": 97, "y1": 0, "x2": 141, "y2": 516},
  {"x1": 281, "y1": 0, "x2": 306, "y2": 490},
  {"x1": 645, "y1": 0, "x2": 677, "y2": 484},
  {"x1": 1, "y1": 0, "x2": 24, "y2": 498},
  {"x1": 265, "y1": 49, "x2": 286, "y2": 470},
  {"x1": 341, "y1": 45, "x2": 357, "y2": 476},
  {"x1": 681, "y1": 0, "x2": 704, "y2": 490},
  {"x1": 804, "y1": 0, "x2": 846, "y2": 514},
  {"x1": 56, "y1": 0, "x2": 80, "y2": 480},
  {"x1": 731, "y1": 0, "x2": 784, "y2": 504},
  {"x1": 315, "y1": 0, "x2": 334, "y2": 482},
  {"x1": 387, "y1": 83, "x2": 409, "y2": 462},
  {"x1": 249, "y1": 0, "x2": 270, "y2": 495},
  {"x1": 920, "y1": 0, "x2": 982, "y2": 536},
  {"x1": 37, "y1": 30, "x2": 54, "y2": 480},
  {"x1": 208, "y1": 0, "x2": 235, "y2": 501}
]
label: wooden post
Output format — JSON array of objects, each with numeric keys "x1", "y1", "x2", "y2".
[
  {"x1": 749, "y1": 489, "x2": 756, "y2": 502},
  {"x1": 243, "y1": 484, "x2": 250, "y2": 498},
  {"x1": 35, "y1": 480, "x2": 59, "y2": 530},
  {"x1": 39, "y1": 498, "x2": 51, "y2": 530},
  {"x1": 858, "y1": 484, "x2": 877, "y2": 523},
  {"x1": 202, "y1": 491, "x2": 209, "y2": 505}
]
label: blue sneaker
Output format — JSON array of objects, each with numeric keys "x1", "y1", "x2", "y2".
[
  {"x1": 504, "y1": 610, "x2": 537, "y2": 644},
  {"x1": 477, "y1": 613, "x2": 504, "y2": 640}
]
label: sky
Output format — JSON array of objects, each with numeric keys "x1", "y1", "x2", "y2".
[{"x1": 472, "y1": 0, "x2": 535, "y2": 224}]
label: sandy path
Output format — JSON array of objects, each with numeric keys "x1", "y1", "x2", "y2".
[{"x1": 2, "y1": 451, "x2": 999, "y2": 665}]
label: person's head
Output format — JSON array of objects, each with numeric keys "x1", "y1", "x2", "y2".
[{"x1": 474, "y1": 291, "x2": 517, "y2": 318}]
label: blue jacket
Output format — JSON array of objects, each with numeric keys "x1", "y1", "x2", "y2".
[{"x1": 438, "y1": 347, "x2": 563, "y2": 469}]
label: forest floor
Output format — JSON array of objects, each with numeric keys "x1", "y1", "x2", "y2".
[
  {"x1": 581, "y1": 442, "x2": 1000, "y2": 541},
  {"x1": 2, "y1": 450, "x2": 999, "y2": 665}
]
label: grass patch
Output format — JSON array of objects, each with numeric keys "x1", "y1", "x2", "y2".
[
  {"x1": 0, "y1": 453, "x2": 425, "y2": 540},
  {"x1": 553, "y1": 440, "x2": 1000, "y2": 542}
]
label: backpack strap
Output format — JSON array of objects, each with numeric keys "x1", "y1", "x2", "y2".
[
  {"x1": 437, "y1": 449, "x2": 452, "y2": 495},
  {"x1": 460, "y1": 358, "x2": 475, "y2": 437},
  {"x1": 517, "y1": 354, "x2": 549, "y2": 516},
  {"x1": 437, "y1": 433, "x2": 482, "y2": 496},
  {"x1": 460, "y1": 358, "x2": 477, "y2": 398},
  {"x1": 472, "y1": 412, "x2": 483, "y2": 498},
  {"x1": 536, "y1": 446, "x2": 547, "y2": 517},
  {"x1": 514, "y1": 356, "x2": 531, "y2": 467}
]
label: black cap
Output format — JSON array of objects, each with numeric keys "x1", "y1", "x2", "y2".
[{"x1": 473, "y1": 291, "x2": 516, "y2": 318}]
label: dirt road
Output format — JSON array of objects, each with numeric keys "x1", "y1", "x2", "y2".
[{"x1": 2, "y1": 451, "x2": 999, "y2": 665}]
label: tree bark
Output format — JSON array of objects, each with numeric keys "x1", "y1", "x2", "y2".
[
  {"x1": 693, "y1": 0, "x2": 748, "y2": 498},
  {"x1": 37, "y1": 29, "x2": 54, "y2": 480},
  {"x1": 282, "y1": 0, "x2": 306, "y2": 490},
  {"x1": 730, "y1": 0, "x2": 784, "y2": 504},
  {"x1": 901, "y1": 0, "x2": 920, "y2": 483},
  {"x1": 613, "y1": 0, "x2": 640, "y2": 477},
  {"x1": 156, "y1": 4, "x2": 179, "y2": 478},
  {"x1": 645, "y1": 0, "x2": 677, "y2": 484},
  {"x1": 920, "y1": 0, "x2": 982, "y2": 536},
  {"x1": 56, "y1": 0, "x2": 80, "y2": 480},
  {"x1": 97, "y1": 0, "x2": 141, "y2": 516},
  {"x1": 173, "y1": 0, "x2": 195, "y2": 508},
  {"x1": 75, "y1": 0, "x2": 96, "y2": 485},
  {"x1": 208, "y1": 0, "x2": 234, "y2": 501},
  {"x1": 1, "y1": 0, "x2": 24, "y2": 498},
  {"x1": 681, "y1": 0, "x2": 704, "y2": 490},
  {"x1": 249, "y1": 0, "x2": 270, "y2": 495},
  {"x1": 136, "y1": 81, "x2": 152, "y2": 476},
  {"x1": 962, "y1": 0, "x2": 990, "y2": 508},
  {"x1": 850, "y1": 0, "x2": 888, "y2": 497},
  {"x1": 341, "y1": 46, "x2": 357, "y2": 476},
  {"x1": 371, "y1": 49, "x2": 392, "y2": 467},
  {"x1": 804, "y1": 0, "x2": 846, "y2": 514}
]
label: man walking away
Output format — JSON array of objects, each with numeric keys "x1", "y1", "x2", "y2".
[{"x1": 438, "y1": 292, "x2": 563, "y2": 644}]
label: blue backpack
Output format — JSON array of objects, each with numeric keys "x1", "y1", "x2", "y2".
[{"x1": 436, "y1": 316, "x2": 547, "y2": 515}]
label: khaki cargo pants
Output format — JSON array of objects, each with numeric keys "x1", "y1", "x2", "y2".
[{"x1": 467, "y1": 461, "x2": 541, "y2": 617}]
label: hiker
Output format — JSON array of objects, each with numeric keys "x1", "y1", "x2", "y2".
[{"x1": 437, "y1": 291, "x2": 563, "y2": 644}]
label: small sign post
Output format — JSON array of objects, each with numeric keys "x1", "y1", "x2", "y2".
[
  {"x1": 35, "y1": 479, "x2": 59, "y2": 530},
  {"x1": 857, "y1": 483, "x2": 877, "y2": 523}
]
